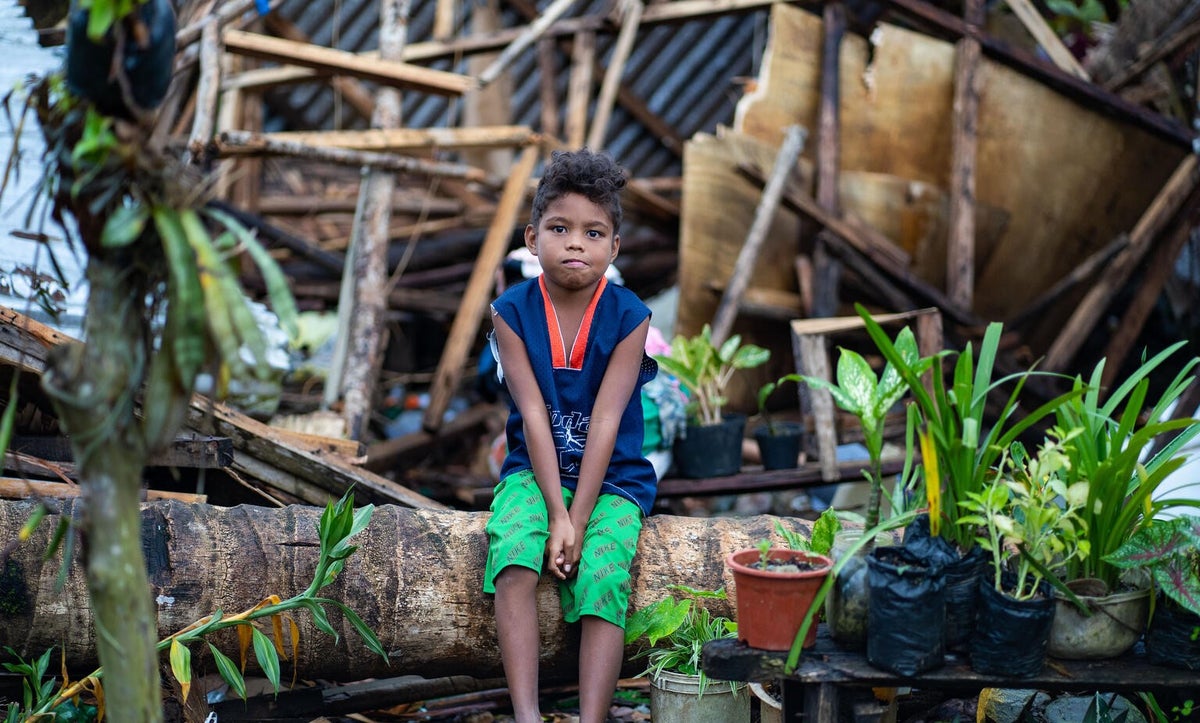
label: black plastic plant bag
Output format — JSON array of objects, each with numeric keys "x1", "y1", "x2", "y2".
[
  {"x1": 1146, "y1": 595, "x2": 1200, "y2": 671},
  {"x1": 867, "y1": 545, "x2": 946, "y2": 676},
  {"x1": 903, "y1": 513, "x2": 984, "y2": 650},
  {"x1": 970, "y1": 574, "x2": 1055, "y2": 677}
]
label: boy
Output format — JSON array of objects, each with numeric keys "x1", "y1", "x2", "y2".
[{"x1": 484, "y1": 149, "x2": 658, "y2": 723}]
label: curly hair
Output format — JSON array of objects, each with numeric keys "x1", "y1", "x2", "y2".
[{"x1": 529, "y1": 149, "x2": 628, "y2": 233}]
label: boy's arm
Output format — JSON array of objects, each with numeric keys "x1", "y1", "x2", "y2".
[
  {"x1": 492, "y1": 313, "x2": 576, "y2": 580},
  {"x1": 567, "y1": 318, "x2": 651, "y2": 543}
]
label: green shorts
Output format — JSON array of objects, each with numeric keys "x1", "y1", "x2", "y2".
[{"x1": 483, "y1": 469, "x2": 644, "y2": 628}]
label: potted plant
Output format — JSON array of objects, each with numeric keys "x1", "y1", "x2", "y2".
[
  {"x1": 752, "y1": 374, "x2": 805, "y2": 470},
  {"x1": 1104, "y1": 514, "x2": 1200, "y2": 670},
  {"x1": 1046, "y1": 343, "x2": 1200, "y2": 659},
  {"x1": 857, "y1": 303, "x2": 1084, "y2": 650},
  {"x1": 725, "y1": 537, "x2": 832, "y2": 652},
  {"x1": 624, "y1": 586, "x2": 750, "y2": 722},
  {"x1": 958, "y1": 434, "x2": 1091, "y2": 677},
  {"x1": 654, "y1": 324, "x2": 770, "y2": 478}
]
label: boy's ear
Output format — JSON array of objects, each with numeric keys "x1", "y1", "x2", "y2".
[
  {"x1": 524, "y1": 224, "x2": 537, "y2": 254},
  {"x1": 610, "y1": 233, "x2": 620, "y2": 262}
]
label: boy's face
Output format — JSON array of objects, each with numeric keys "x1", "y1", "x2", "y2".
[{"x1": 525, "y1": 192, "x2": 619, "y2": 293}]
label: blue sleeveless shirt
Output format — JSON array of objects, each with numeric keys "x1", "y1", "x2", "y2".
[{"x1": 491, "y1": 276, "x2": 660, "y2": 514}]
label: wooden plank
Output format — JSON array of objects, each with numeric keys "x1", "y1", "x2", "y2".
[
  {"x1": 222, "y1": 29, "x2": 475, "y2": 96},
  {"x1": 811, "y1": 1, "x2": 845, "y2": 319},
  {"x1": 259, "y1": 126, "x2": 538, "y2": 152},
  {"x1": 655, "y1": 457, "x2": 909, "y2": 498},
  {"x1": 946, "y1": 23, "x2": 982, "y2": 312},
  {"x1": 790, "y1": 308, "x2": 939, "y2": 336},
  {"x1": 421, "y1": 146, "x2": 539, "y2": 432},
  {"x1": 187, "y1": 399, "x2": 447, "y2": 509},
  {"x1": 263, "y1": 13, "x2": 377, "y2": 120},
  {"x1": 565, "y1": 30, "x2": 595, "y2": 149},
  {"x1": 538, "y1": 38, "x2": 562, "y2": 140},
  {"x1": 1002, "y1": 0, "x2": 1089, "y2": 80},
  {"x1": 710, "y1": 125, "x2": 807, "y2": 344},
  {"x1": 0, "y1": 478, "x2": 205, "y2": 503},
  {"x1": 0, "y1": 306, "x2": 74, "y2": 374},
  {"x1": 794, "y1": 332, "x2": 840, "y2": 481},
  {"x1": 586, "y1": 0, "x2": 644, "y2": 150},
  {"x1": 1043, "y1": 154, "x2": 1200, "y2": 372}
]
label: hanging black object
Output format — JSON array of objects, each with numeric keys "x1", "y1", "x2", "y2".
[
  {"x1": 66, "y1": 0, "x2": 177, "y2": 119},
  {"x1": 903, "y1": 513, "x2": 984, "y2": 651},
  {"x1": 969, "y1": 574, "x2": 1055, "y2": 677},
  {"x1": 866, "y1": 545, "x2": 946, "y2": 676},
  {"x1": 1146, "y1": 594, "x2": 1200, "y2": 671}
]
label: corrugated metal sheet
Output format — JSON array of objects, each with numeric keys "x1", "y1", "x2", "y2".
[{"x1": 265, "y1": 0, "x2": 771, "y2": 178}]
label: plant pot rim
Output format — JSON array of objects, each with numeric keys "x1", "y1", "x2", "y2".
[
  {"x1": 725, "y1": 548, "x2": 832, "y2": 579},
  {"x1": 1061, "y1": 579, "x2": 1152, "y2": 605}
]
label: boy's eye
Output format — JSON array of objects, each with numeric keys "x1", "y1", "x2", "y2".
[
  {"x1": 551, "y1": 225, "x2": 567, "y2": 233},
  {"x1": 586, "y1": 229, "x2": 603, "y2": 239}
]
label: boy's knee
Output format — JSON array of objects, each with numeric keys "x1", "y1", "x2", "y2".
[{"x1": 493, "y1": 564, "x2": 540, "y2": 592}]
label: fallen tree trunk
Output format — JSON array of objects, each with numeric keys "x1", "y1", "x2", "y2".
[{"x1": 0, "y1": 499, "x2": 815, "y2": 682}]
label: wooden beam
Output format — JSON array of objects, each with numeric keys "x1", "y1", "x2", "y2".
[
  {"x1": 587, "y1": 0, "x2": 644, "y2": 150},
  {"x1": 538, "y1": 38, "x2": 562, "y2": 140},
  {"x1": 811, "y1": 2, "x2": 845, "y2": 318},
  {"x1": 186, "y1": 17, "x2": 221, "y2": 163},
  {"x1": 478, "y1": 0, "x2": 580, "y2": 86},
  {"x1": 222, "y1": 29, "x2": 475, "y2": 96},
  {"x1": 1043, "y1": 154, "x2": 1200, "y2": 372},
  {"x1": 565, "y1": 30, "x2": 596, "y2": 149},
  {"x1": 0, "y1": 478, "x2": 205, "y2": 503},
  {"x1": 946, "y1": 0, "x2": 984, "y2": 314},
  {"x1": 259, "y1": 126, "x2": 539, "y2": 152},
  {"x1": 710, "y1": 125, "x2": 807, "y2": 345},
  {"x1": 1002, "y1": 0, "x2": 1089, "y2": 80},
  {"x1": 263, "y1": 13, "x2": 377, "y2": 120},
  {"x1": 422, "y1": 146, "x2": 539, "y2": 433},
  {"x1": 1099, "y1": 189, "x2": 1200, "y2": 390}
]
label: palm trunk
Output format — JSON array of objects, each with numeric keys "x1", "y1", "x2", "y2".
[
  {"x1": 40, "y1": 261, "x2": 162, "y2": 721},
  {"x1": 0, "y1": 500, "x2": 814, "y2": 683}
]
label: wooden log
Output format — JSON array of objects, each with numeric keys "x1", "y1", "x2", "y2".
[
  {"x1": 710, "y1": 125, "x2": 807, "y2": 345},
  {"x1": 946, "y1": 0, "x2": 983, "y2": 313},
  {"x1": 586, "y1": 0, "x2": 644, "y2": 151},
  {"x1": 186, "y1": 17, "x2": 220, "y2": 163},
  {"x1": 0, "y1": 499, "x2": 820, "y2": 682},
  {"x1": 422, "y1": 146, "x2": 539, "y2": 432},
  {"x1": 1043, "y1": 154, "x2": 1200, "y2": 372},
  {"x1": 7, "y1": 434, "x2": 234, "y2": 470},
  {"x1": 222, "y1": 29, "x2": 475, "y2": 96}
]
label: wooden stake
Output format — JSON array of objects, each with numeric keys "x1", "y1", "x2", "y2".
[
  {"x1": 1002, "y1": 0, "x2": 1089, "y2": 80},
  {"x1": 565, "y1": 30, "x2": 596, "y2": 149},
  {"x1": 422, "y1": 146, "x2": 539, "y2": 433},
  {"x1": 586, "y1": 0, "x2": 644, "y2": 150},
  {"x1": 710, "y1": 125, "x2": 807, "y2": 346},
  {"x1": 186, "y1": 17, "x2": 220, "y2": 164},
  {"x1": 946, "y1": 0, "x2": 984, "y2": 313},
  {"x1": 538, "y1": 38, "x2": 562, "y2": 140},
  {"x1": 811, "y1": 2, "x2": 844, "y2": 319}
]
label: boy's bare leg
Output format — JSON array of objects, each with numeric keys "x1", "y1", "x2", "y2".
[
  {"x1": 578, "y1": 615, "x2": 625, "y2": 723},
  {"x1": 494, "y1": 566, "x2": 543, "y2": 723}
]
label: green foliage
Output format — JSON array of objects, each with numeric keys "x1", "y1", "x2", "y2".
[
  {"x1": 958, "y1": 434, "x2": 1091, "y2": 600},
  {"x1": 772, "y1": 508, "x2": 841, "y2": 557},
  {"x1": 1053, "y1": 343, "x2": 1200, "y2": 590},
  {"x1": 653, "y1": 324, "x2": 770, "y2": 426},
  {"x1": 624, "y1": 585, "x2": 736, "y2": 695},
  {"x1": 1105, "y1": 515, "x2": 1200, "y2": 617},
  {"x1": 796, "y1": 324, "x2": 931, "y2": 531},
  {"x1": 1083, "y1": 692, "x2": 1130, "y2": 723},
  {"x1": 77, "y1": 0, "x2": 146, "y2": 43},
  {"x1": 2, "y1": 647, "x2": 97, "y2": 723},
  {"x1": 8, "y1": 491, "x2": 387, "y2": 718},
  {"x1": 756, "y1": 373, "x2": 801, "y2": 435},
  {"x1": 857, "y1": 303, "x2": 1085, "y2": 550}
]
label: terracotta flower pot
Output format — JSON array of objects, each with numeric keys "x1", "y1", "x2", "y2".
[{"x1": 725, "y1": 548, "x2": 832, "y2": 651}]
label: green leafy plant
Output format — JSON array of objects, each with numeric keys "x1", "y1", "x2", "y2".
[
  {"x1": 756, "y1": 373, "x2": 801, "y2": 436},
  {"x1": 1052, "y1": 343, "x2": 1200, "y2": 592},
  {"x1": 2, "y1": 647, "x2": 98, "y2": 723},
  {"x1": 653, "y1": 324, "x2": 770, "y2": 427},
  {"x1": 773, "y1": 509, "x2": 841, "y2": 557},
  {"x1": 624, "y1": 585, "x2": 736, "y2": 695},
  {"x1": 796, "y1": 325, "x2": 932, "y2": 533},
  {"x1": 7, "y1": 491, "x2": 386, "y2": 720},
  {"x1": 1083, "y1": 692, "x2": 1131, "y2": 723},
  {"x1": 857, "y1": 303, "x2": 1084, "y2": 550},
  {"x1": 76, "y1": 0, "x2": 147, "y2": 42},
  {"x1": 1104, "y1": 515, "x2": 1200, "y2": 617},
  {"x1": 959, "y1": 434, "x2": 1091, "y2": 601}
]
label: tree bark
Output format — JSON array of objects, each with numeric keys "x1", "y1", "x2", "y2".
[
  {"x1": 39, "y1": 261, "x2": 163, "y2": 720},
  {"x1": 0, "y1": 499, "x2": 816, "y2": 683}
]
